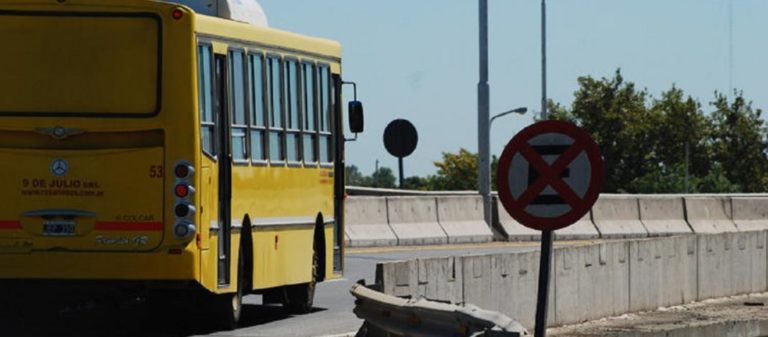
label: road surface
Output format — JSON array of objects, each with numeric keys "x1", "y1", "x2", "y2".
[{"x1": 1, "y1": 242, "x2": 547, "y2": 337}]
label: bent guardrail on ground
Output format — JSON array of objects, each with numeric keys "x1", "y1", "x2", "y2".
[{"x1": 351, "y1": 283, "x2": 528, "y2": 337}]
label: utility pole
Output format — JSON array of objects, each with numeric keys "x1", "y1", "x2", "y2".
[{"x1": 478, "y1": 0, "x2": 492, "y2": 226}]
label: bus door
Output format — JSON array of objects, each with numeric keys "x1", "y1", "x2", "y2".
[
  {"x1": 332, "y1": 75, "x2": 344, "y2": 273},
  {"x1": 214, "y1": 54, "x2": 232, "y2": 287}
]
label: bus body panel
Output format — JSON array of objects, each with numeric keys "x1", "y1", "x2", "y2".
[{"x1": 0, "y1": 146, "x2": 165, "y2": 252}]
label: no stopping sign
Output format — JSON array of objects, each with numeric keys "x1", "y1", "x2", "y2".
[{"x1": 496, "y1": 120, "x2": 603, "y2": 231}]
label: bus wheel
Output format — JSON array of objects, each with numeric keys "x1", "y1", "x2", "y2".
[
  {"x1": 216, "y1": 247, "x2": 244, "y2": 330},
  {"x1": 285, "y1": 248, "x2": 318, "y2": 314}
]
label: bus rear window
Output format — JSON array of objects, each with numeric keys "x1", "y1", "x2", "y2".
[{"x1": 0, "y1": 13, "x2": 160, "y2": 117}]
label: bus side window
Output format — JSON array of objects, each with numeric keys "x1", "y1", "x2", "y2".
[
  {"x1": 301, "y1": 62, "x2": 317, "y2": 164},
  {"x1": 318, "y1": 64, "x2": 332, "y2": 164},
  {"x1": 249, "y1": 52, "x2": 267, "y2": 162},
  {"x1": 266, "y1": 55, "x2": 284, "y2": 163},
  {"x1": 285, "y1": 58, "x2": 301, "y2": 163},
  {"x1": 198, "y1": 44, "x2": 216, "y2": 156},
  {"x1": 228, "y1": 49, "x2": 248, "y2": 162}
]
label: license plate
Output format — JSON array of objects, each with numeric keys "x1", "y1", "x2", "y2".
[{"x1": 42, "y1": 220, "x2": 76, "y2": 236}]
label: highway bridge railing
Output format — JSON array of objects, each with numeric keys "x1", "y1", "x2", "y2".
[{"x1": 343, "y1": 190, "x2": 768, "y2": 248}]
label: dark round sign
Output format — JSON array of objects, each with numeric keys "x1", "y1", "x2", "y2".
[
  {"x1": 383, "y1": 119, "x2": 418, "y2": 158},
  {"x1": 496, "y1": 120, "x2": 603, "y2": 231}
]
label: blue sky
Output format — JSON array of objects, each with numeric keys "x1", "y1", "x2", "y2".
[{"x1": 258, "y1": 0, "x2": 767, "y2": 177}]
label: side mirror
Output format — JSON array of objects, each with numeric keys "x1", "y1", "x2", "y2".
[{"x1": 348, "y1": 101, "x2": 364, "y2": 134}]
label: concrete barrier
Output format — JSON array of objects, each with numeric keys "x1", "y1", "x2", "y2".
[
  {"x1": 685, "y1": 197, "x2": 738, "y2": 233},
  {"x1": 554, "y1": 241, "x2": 630, "y2": 326},
  {"x1": 638, "y1": 196, "x2": 693, "y2": 236},
  {"x1": 731, "y1": 197, "x2": 768, "y2": 232},
  {"x1": 591, "y1": 195, "x2": 648, "y2": 239},
  {"x1": 376, "y1": 259, "x2": 415, "y2": 298},
  {"x1": 496, "y1": 199, "x2": 540, "y2": 241},
  {"x1": 695, "y1": 231, "x2": 766, "y2": 299},
  {"x1": 386, "y1": 197, "x2": 448, "y2": 245},
  {"x1": 750, "y1": 231, "x2": 767, "y2": 293},
  {"x1": 376, "y1": 230, "x2": 768, "y2": 330},
  {"x1": 628, "y1": 236, "x2": 697, "y2": 312},
  {"x1": 492, "y1": 251, "x2": 546, "y2": 330},
  {"x1": 554, "y1": 211, "x2": 600, "y2": 240},
  {"x1": 435, "y1": 196, "x2": 493, "y2": 244},
  {"x1": 345, "y1": 197, "x2": 398, "y2": 247}
]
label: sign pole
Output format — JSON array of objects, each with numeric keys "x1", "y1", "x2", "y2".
[
  {"x1": 398, "y1": 157, "x2": 404, "y2": 189},
  {"x1": 534, "y1": 230, "x2": 553, "y2": 337}
]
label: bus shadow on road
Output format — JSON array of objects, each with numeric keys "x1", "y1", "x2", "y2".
[{"x1": 0, "y1": 303, "x2": 328, "y2": 337}]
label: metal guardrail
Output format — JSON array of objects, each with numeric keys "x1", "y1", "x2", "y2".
[{"x1": 351, "y1": 283, "x2": 528, "y2": 337}]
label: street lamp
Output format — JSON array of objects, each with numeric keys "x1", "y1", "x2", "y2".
[
  {"x1": 490, "y1": 107, "x2": 528, "y2": 127},
  {"x1": 487, "y1": 106, "x2": 527, "y2": 197}
]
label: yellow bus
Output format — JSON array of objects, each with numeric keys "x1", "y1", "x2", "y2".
[{"x1": 0, "y1": 0, "x2": 363, "y2": 328}]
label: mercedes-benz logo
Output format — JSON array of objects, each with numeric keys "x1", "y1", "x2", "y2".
[{"x1": 51, "y1": 158, "x2": 69, "y2": 177}]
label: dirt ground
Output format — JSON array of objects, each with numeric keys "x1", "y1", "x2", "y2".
[{"x1": 550, "y1": 293, "x2": 768, "y2": 336}]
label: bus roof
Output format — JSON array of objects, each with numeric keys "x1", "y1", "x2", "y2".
[
  {"x1": 159, "y1": 0, "x2": 269, "y2": 28},
  {"x1": 193, "y1": 12, "x2": 342, "y2": 62}
]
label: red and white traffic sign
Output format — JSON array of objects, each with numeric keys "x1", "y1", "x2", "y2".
[{"x1": 496, "y1": 120, "x2": 603, "y2": 231}]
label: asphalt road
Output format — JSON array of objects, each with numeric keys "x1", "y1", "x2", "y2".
[{"x1": 0, "y1": 242, "x2": 545, "y2": 337}]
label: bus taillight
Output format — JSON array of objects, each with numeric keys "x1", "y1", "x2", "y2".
[
  {"x1": 171, "y1": 8, "x2": 184, "y2": 20},
  {"x1": 173, "y1": 160, "x2": 196, "y2": 240},
  {"x1": 174, "y1": 203, "x2": 195, "y2": 218},
  {"x1": 174, "y1": 183, "x2": 194, "y2": 198},
  {"x1": 174, "y1": 162, "x2": 194, "y2": 179},
  {"x1": 174, "y1": 221, "x2": 196, "y2": 239}
]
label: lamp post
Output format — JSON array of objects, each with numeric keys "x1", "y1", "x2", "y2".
[
  {"x1": 477, "y1": 0, "x2": 529, "y2": 227},
  {"x1": 488, "y1": 106, "x2": 527, "y2": 195},
  {"x1": 478, "y1": 0, "x2": 491, "y2": 226}
]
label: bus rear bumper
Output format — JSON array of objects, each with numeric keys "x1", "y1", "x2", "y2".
[{"x1": 0, "y1": 249, "x2": 200, "y2": 281}]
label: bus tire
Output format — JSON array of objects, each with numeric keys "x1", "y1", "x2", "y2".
[
  {"x1": 284, "y1": 245, "x2": 318, "y2": 314},
  {"x1": 216, "y1": 246, "x2": 245, "y2": 330}
]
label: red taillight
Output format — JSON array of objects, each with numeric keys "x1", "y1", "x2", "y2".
[
  {"x1": 175, "y1": 184, "x2": 190, "y2": 198},
  {"x1": 172, "y1": 8, "x2": 184, "y2": 20}
]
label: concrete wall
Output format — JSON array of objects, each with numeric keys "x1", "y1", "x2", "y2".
[
  {"x1": 591, "y1": 195, "x2": 649, "y2": 239},
  {"x1": 554, "y1": 241, "x2": 630, "y2": 325},
  {"x1": 376, "y1": 230, "x2": 768, "y2": 330},
  {"x1": 435, "y1": 196, "x2": 493, "y2": 244},
  {"x1": 344, "y1": 197, "x2": 397, "y2": 247},
  {"x1": 638, "y1": 196, "x2": 693, "y2": 236},
  {"x1": 496, "y1": 198, "x2": 541, "y2": 241},
  {"x1": 628, "y1": 235, "x2": 697, "y2": 312},
  {"x1": 684, "y1": 196, "x2": 739, "y2": 233},
  {"x1": 732, "y1": 197, "x2": 768, "y2": 232},
  {"x1": 555, "y1": 211, "x2": 600, "y2": 240},
  {"x1": 347, "y1": 194, "x2": 768, "y2": 247},
  {"x1": 382, "y1": 197, "x2": 447, "y2": 246}
]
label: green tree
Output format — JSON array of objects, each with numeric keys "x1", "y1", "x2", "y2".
[
  {"x1": 370, "y1": 167, "x2": 397, "y2": 188},
  {"x1": 403, "y1": 176, "x2": 430, "y2": 190},
  {"x1": 709, "y1": 91, "x2": 768, "y2": 192},
  {"x1": 345, "y1": 165, "x2": 366, "y2": 186},
  {"x1": 549, "y1": 69, "x2": 654, "y2": 192},
  {"x1": 431, "y1": 148, "x2": 478, "y2": 190},
  {"x1": 650, "y1": 86, "x2": 713, "y2": 180},
  {"x1": 628, "y1": 162, "x2": 739, "y2": 193}
]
